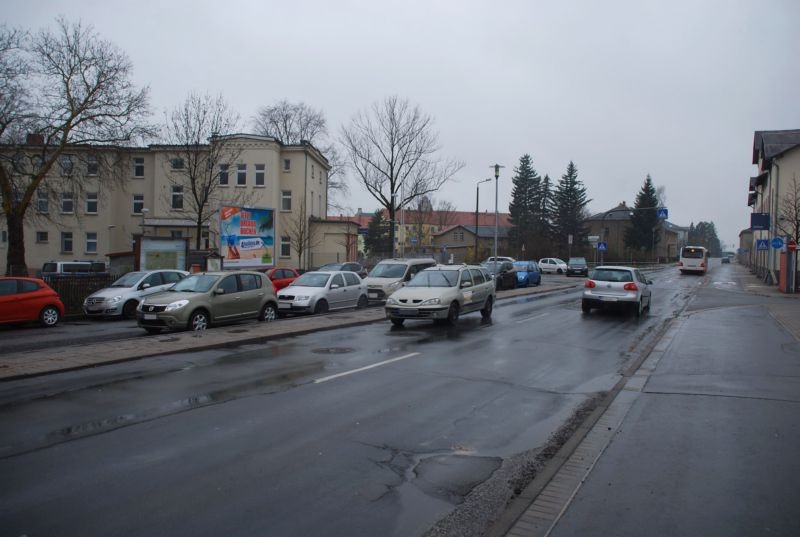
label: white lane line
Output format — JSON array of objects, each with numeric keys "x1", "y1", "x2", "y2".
[
  {"x1": 515, "y1": 313, "x2": 548, "y2": 324},
  {"x1": 313, "y1": 352, "x2": 421, "y2": 384}
]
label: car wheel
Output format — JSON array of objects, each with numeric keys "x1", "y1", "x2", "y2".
[
  {"x1": 188, "y1": 309, "x2": 210, "y2": 331},
  {"x1": 391, "y1": 318, "x2": 405, "y2": 326},
  {"x1": 557, "y1": 268, "x2": 563, "y2": 274},
  {"x1": 446, "y1": 302, "x2": 460, "y2": 324},
  {"x1": 122, "y1": 300, "x2": 138, "y2": 320},
  {"x1": 634, "y1": 299, "x2": 644, "y2": 317},
  {"x1": 581, "y1": 300, "x2": 591, "y2": 314},
  {"x1": 39, "y1": 305, "x2": 60, "y2": 327},
  {"x1": 357, "y1": 295, "x2": 368, "y2": 309},
  {"x1": 260, "y1": 303, "x2": 277, "y2": 322},
  {"x1": 144, "y1": 327, "x2": 162, "y2": 335},
  {"x1": 314, "y1": 299, "x2": 329, "y2": 315},
  {"x1": 480, "y1": 296, "x2": 493, "y2": 319}
]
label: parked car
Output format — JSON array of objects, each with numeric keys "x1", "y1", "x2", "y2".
[
  {"x1": 83, "y1": 270, "x2": 188, "y2": 319},
  {"x1": 318, "y1": 262, "x2": 368, "y2": 279},
  {"x1": 582, "y1": 265, "x2": 653, "y2": 316},
  {"x1": 0, "y1": 277, "x2": 65, "y2": 327},
  {"x1": 481, "y1": 260, "x2": 517, "y2": 290},
  {"x1": 483, "y1": 256, "x2": 516, "y2": 264},
  {"x1": 721, "y1": 256, "x2": 731, "y2": 264},
  {"x1": 260, "y1": 267, "x2": 301, "y2": 291},
  {"x1": 363, "y1": 258, "x2": 437, "y2": 303},
  {"x1": 566, "y1": 257, "x2": 589, "y2": 277},
  {"x1": 512, "y1": 260, "x2": 542, "y2": 287},
  {"x1": 277, "y1": 271, "x2": 367, "y2": 314},
  {"x1": 385, "y1": 264, "x2": 496, "y2": 326},
  {"x1": 40, "y1": 260, "x2": 108, "y2": 278},
  {"x1": 136, "y1": 271, "x2": 278, "y2": 334},
  {"x1": 539, "y1": 257, "x2": 568, "y2": 274}
]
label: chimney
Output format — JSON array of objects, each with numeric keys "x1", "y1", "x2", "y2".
[{"x1": 26, "y1": 133, "x2": 44, "y2": 145}]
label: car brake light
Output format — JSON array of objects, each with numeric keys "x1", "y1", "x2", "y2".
[
  {"x1": 677, "y1": 261, "x2": 683, "y2": 267},
  {"x1": 700, "y1": 262, "x2": 705, "y2": 268},
  {"x1": 585, "y1": 280, "x2": 596, "y2": 288},
  {"x1": 624, "y1": 283, "x2": 639, "y2": 291}
]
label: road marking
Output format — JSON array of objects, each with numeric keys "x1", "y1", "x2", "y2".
[
  {"x1": 313, "y1": 352, "x2": 421, "y2": 384},
  {"x1": 515, "y1": 313, "x2": 548, "y2": 324}
]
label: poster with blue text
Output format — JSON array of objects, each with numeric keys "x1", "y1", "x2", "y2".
[{"x1": 220, "y1": 206, "x2": 275, "y2": 268}]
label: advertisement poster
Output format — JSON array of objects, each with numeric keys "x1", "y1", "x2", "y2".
[
  {"x1": 220, "y1": 206, "x2": 275, "y2": 268},
  {"x1": 139, "y1": 237, "x2": 188, "y2": 271}
]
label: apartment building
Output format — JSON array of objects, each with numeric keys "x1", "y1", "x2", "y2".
[{"x1": 0, "y1": 134, "x2": 337, "y2": 274}]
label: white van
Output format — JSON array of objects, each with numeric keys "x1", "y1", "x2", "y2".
[{"x1": 363, "y1": 258, "x2": 436, "y2": 303}]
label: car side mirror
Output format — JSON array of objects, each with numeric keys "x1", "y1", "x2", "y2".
[
  {"x1": 140, "y1": 283, "x2": 151, "y2": 290},
  {"x1": 461, "y1": 281, "x2": 472, "y2": 288},
  {"x1": 215, "y1": 288, "x2": 225, "y2": 295},
  {"x1": 331, "y1": 283, "x2": 341, "y2": 289},
  {"x1": 647, "y1": 280, "x2": 654, "y2": 285}
]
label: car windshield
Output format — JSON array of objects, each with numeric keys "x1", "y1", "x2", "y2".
[
  {"x1": 482, "y1": 262, "x2": 502, "y2": 274},
  {"x1": 569, "y1": 258, "x2": 586, "y2": 265},
  {"x1": 171, "y1": 274, "x2": 219, "y2": 292},
  {"x1": 292, "y1": 272, "x2": 331, "y2": 287},
  {"x1": 368, "y1": 263, "x2": 407, "y2": 278},
  {"x1": 591, "y1": 269, "x2": 633, "y2": 282},
  {"x1": 512, "y1": 262, "x2": 531, "y2": 270},
  {"x1": 407, "y1": 270, "x2": 459, "y2": 287},
  {"x1": 319, "y1": 263, "x2": 343, "y2": 271},
  {"x1": 111, "y1": 272, "x2": 146, "y2": 287}
]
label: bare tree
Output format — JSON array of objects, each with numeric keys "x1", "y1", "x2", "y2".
[
  {"x1": 340, "y1": 96, "x2": 464, "y2": 255},
  {"x1": 0, "y1": 19, "x2": 152, "y2": 274},
  {"x1": 435, "y1": 199, "x2": 458, "y2": 228},
  {"x1": 282, "y1": 200, "x2": 321, "y2": 271},
  {"x1": 777, "y1": 173, "x2": 800, "y2": 241},
  {"x1": 162, "y1": 92, "x2": 244, "y2": 250},
  {"x1": 252, "y1": 99, "x2": 349, "y2": 214}
]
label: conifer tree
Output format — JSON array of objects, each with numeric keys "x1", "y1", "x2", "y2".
[
  {"x1": 624, "y1": 174, "x2": 660, "y2": 256},
  {"x1": 508, "y1": 155, "x2": 538, "y2": 257},
  {"x1": 551, "y1": 161, "x2": 591, "y2": 258}
]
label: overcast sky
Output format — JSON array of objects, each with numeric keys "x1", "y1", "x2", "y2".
[{"x1": 6, "y1": 0, "x2": 800, "y2": 248}]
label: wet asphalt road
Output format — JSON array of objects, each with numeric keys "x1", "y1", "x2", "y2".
[{"x1": 0, "y1": 266, "x2": 713, "y2": 537}]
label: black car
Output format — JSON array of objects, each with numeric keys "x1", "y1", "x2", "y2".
[
  {"x1": 481, "y1": 261, "x2": 517, "y2": 290},
  {"x1": 318, "y1": 262, "x2": 368, "y2": 279},
  {"x1": 566, "y1": 257, "x2": 589, "y2": 277}
]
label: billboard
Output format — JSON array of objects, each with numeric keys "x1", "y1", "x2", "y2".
[
  {"x1": 138, "y1": 237, "x2": 188, "y2": 271},
  {"x1": 220, "y1": 206, "x2": 275, "y2": 268},
  {"x1": 750, "y1": 212, "x2": 770, "y2": 231}
]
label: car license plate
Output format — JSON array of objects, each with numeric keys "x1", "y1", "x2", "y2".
[
  {"x1": 600, "y1": 296, "x2": 618, "y2": 302},
  {"x1": 144, "y1": 313, "x2": 157, "y2": 320},
  {"x1": 278, "y1": 302, "x2": 291, "y2": 309},
  {"x1": 399, "y1": 309, "x2": 418, "y2": 316},
  {"x1": 368, "y1": 292, "x2": 378, "y2": 298}
]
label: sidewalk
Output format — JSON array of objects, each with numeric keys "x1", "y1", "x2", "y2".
[
  {"x1": 0, "y1": 279, "x2": 581, "y2": 381},
  {"x1": 502, "y1": 263, "x2": 800, "y2": 537}
]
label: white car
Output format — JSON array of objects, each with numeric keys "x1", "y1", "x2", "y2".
[
  {"x1": 83, "y1": 270, "x2": 188, "y2": 319},
  {"x1": 582, "y1": 265, "x2": 653, "y2": 316},
  {"x1": 277, "y1": 271, "x2": 368, "y2": 314},
  {"x1": 538, "y1": 257, "x2": 568, "y2": 274}
]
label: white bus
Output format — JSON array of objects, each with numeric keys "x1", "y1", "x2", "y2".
[{"x1": 678, "y1": 245, "x2": 709, "y2": 275}]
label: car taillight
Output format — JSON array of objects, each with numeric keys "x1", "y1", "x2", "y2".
[
  {"x1": 677, "y1": 261, "x2": 683, "y2": 267},
  {"x1": 700, "y1": 262, "x2": 705, "y2": 268},
  {"x1": 585, "y1": 280, "x2": 596, "y2": 288},
  {"x1": 623, "y1": 283, "x2": 639, "y2": 291}
]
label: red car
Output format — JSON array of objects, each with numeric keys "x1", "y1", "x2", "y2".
[
  {"x1": 261, "y1": 267, "x2": 300, "y2": 291},
  {"x1": 0, "y1": 277, "x2": 65, "y2": 327}
]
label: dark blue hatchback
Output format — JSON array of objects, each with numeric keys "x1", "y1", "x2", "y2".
[{"x1": 513, "y1": 261, "x2": 541, "y2": 287}]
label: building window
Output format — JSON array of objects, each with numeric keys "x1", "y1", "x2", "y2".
[
  {"x1": 1, "y1": 230, "x2": 6, "y2": 245},
  {"x1": 283, "y1": 158, "x2": 291, "y2": 172},
  {"x1": 87, "y1": 155, "x2": 99, "y2": 176},
  {"x1": 170, "y1": 230, "x2": 183, "y2": 239},
  {"x1": 281, "y1": 191, "x2": 292, "y2": 211},
  {"x1": 171, "y1": 185, "x2": 183, "y2": 209},
  {"x1": 36, "y1": 190, "x2": 48, "y2": 213},
  {"x1": 132, "y1": 194, "x2": 144, "y2": 214},
  {"x1": 171, "y1": 158, "x2": 184, "y2": 170},
  {"x1": 86, "y1": 232, "x2": 97, "y2": 253},
  {"x1": 86, "y1": 192, "x2": 98, "y2": 214},
  {"x1": 133, "y1": 157, "x2": 145, "y2": 178},
  {"x1": 237, "y1": 164, "x2": 247, "y2": 186},
  {"x1": 219, "y1": 164, "x2": 229, "y2": 185},
  {"x1": 312, "y1": 164, "x2": 315, "y2": 180},
  {"x1": 453, "y1": 230, "x2": 463, "y2": 241},
  {"x1": 280, "y1": 236, "x2": 291, "y2": 257},
  {"x1": 36, "y1": 231, "x2": 48, "y2": 243},
  {"x1": 255, "y1": 164, "x2": 265, "y2": 186},
  {"x1": 320, "y1": 170, "x2": 325, "y2": 184},
  {"x1": 61, "y1": 192, "x2": 74, "y2": 213},
  {"x1": 60, "y1": 155, "x2": 74, "y2": 176},
  {"x1": 61, "y1": 232, "x2": 73, "y2": 253}
]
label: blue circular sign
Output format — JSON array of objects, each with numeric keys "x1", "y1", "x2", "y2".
[{"x1": 771, "y1": 237, "x2": 785, "y2": 249}]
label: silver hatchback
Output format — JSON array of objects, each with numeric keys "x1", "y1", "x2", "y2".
[{"x1": 582, "y1": 265, "x2": 653, "y2": 316}]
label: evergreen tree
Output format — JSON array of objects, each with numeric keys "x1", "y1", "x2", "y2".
[
  {"x1": 688, "y1": 221, "x2": 722, "y2": 256},
  {"x1": 624, "y1": 174, "x2": 660, "y2": 257},
  {"x1": 551, "y1": 161, "x2": 591, "y2": 258},
  {"x1": 364, "y1": 210, "x2": 392, "y2": 257},
  {"x1": 507, "y1": 155, "x2": 551, "y2": 258}
]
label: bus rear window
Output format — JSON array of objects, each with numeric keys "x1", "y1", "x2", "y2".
[{"x1": 682, "y1": 248, "x2": 705, "y2": 258}]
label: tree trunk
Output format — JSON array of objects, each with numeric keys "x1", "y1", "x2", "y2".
[
  {"x1": 5, "y1": 211, "x2": 28, "y2": 276},
  {"x1": 195, "y1": 221, "x2": 203, "y2": 250}
]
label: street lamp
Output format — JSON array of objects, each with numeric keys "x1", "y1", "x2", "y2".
[
  {"x1": 491, "y1": 164, "x2": 504, "y2": 262},
  {"x1": 474, "y1": 178, "x2": 491, "y2": 262}
]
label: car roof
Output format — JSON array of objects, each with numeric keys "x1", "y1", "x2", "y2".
[{"x1": 593, "y1": 265, "x2": 635, "y2": 271}]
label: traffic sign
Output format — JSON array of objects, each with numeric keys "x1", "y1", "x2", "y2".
[
  {"x1": 788, "y1": 240, "x2": 797, "y2": 252},
  {"x1": 657, "y1": 207, "x2": 668, "y2": 220},
  {"x1": 410, "y1": 237, "x2": 418, "y2": 245},
  {"x1": 756, "y1": 239, "x2": 769, "y2": 251},
  {"x1": 771, "y1": 237, "x2": 784, "y2": 249},
  {"x1": 597, "y1": 241, "x2": 608, "y2": 252}
]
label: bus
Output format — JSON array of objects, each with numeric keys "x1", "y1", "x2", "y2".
[{"x1": 678, "y1": 246, "x2": 709, "y2": 275}]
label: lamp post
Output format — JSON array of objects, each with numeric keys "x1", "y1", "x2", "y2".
[
  {"x1": 491, "y1": 164, "x2": 504, "y2": 262},
  {"x1": 474, "y1": 178, "x2": 491, "y2": 262}
]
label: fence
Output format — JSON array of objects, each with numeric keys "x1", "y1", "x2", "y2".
[{"x1": 42, "y1": 275, "x2": 119, "y2": 316}]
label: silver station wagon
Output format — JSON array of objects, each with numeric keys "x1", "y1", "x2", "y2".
[{"x1": 385, "y1": 264, "x2": 496, "y2": 326}]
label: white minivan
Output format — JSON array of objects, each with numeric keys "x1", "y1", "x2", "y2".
[{"x1": 363, "y1": 258, "x2": 436, "y2": 303}]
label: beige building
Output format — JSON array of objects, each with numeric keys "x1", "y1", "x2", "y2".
[{"x1": 0, "y1": 134, "x2": 357, "y2": 274}]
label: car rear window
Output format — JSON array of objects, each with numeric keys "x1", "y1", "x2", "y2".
[{"x1": 591, "y1": 269, "x2": 633, "y2": 282}]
